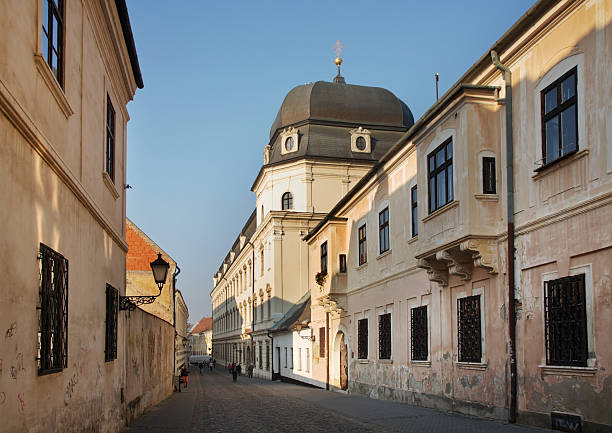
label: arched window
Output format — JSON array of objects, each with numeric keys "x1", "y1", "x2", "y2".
[{"x1": 282, "y1": 192, "x2": 293, "y2": 210}]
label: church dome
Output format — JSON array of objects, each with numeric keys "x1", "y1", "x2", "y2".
[{"x1": 269, "y1": 81, "x2": 413, "y2": 140}]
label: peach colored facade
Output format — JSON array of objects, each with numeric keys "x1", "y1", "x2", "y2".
[{"x1": 305, "y1": 1, "x2": 612, "y2": 431}]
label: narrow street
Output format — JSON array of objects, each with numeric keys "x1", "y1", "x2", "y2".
[{"x1": 122, "y1": 368, "x2": 552, "y2": 433}]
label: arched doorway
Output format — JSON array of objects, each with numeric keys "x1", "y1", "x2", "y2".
[
  {"x1": 332, "y1": 330, "x2": 349, "y2": 390},
  {"x1": 246, "y1": 345, "x2": 251, "y2": 364}
]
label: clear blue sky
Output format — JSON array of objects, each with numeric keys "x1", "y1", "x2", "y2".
[{"x1": 125, "y1": 0, "x2": 535, "y2": 324}]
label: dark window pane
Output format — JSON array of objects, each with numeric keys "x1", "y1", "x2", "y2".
[
  {"x1": 545, "y1": 117, "x2": 560, "y2": 163},
  {"x1": 42, "y1": 32, "x2": 49, "y2": 61},
  {"x1": 483, "y1": 157, "x2": 496, "y2": 194},
  {"x1": 429, "y1": 155, "x2": 434, "y2": 172},
  {"x1": 358, "y1": 319, "x2": 368, "y2": 359},
  {"x1": 52, "y1": 15, "x2": 59, "y2": 48},
  {"x1": 561, "y1": 74, "x2": 575, "y2": 102},
  {"x1": 429, "y1": 178, "x2": 435, "y2": 211},
  {"x1": 411, "y1": 306, "x2": 428, "y2": 361},
  {"x1": 435, "y1": 149, "x2": 445, "y2": 168},
  {"x1": 446, "y1": 140, "x2": 453, "y2": 159},
  {"x1": 544, "y1": 88, "x2": 558, "y2": 114},
  {"x1": 378, "y1": 313, "x2": 391, "y2": 360},
  {"x1": 43, "y1": 0, "x2": 49, "y2": 31},
  {"x1": 457, "y1": 295, "x2": 481, "y2": 363},
  {"x1": 447, "y1": 164, "x2": 453, "y2": 202},
  {"x1": 436, "y1": 171, "x2": 446, "y2": 206},
  {"x1": 561, "y1": 105, "x2": 577, "y2": 154}
]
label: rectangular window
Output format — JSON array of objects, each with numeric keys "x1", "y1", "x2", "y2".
[
  {"x1": 339, "y1": 254, "x2": 347, "y2": 273},
  {"x1": 258, "y1": 343, "x2": 263, "y2": 369},
  {"x1": 482, "y1": 157, "x2": 496, "y2": 194},
  {"x1": 358, "y1": 318, "x2": 368, "y2": 359},
  {"x1": 358, "y1": 224, "x2": 367, "y2": 265},
  {"x1": 266, "y1": 343, "x2": 270, "y2": 371},
  {"x1": 457, "y1": 295, "x2": 482, "y2": 363},
  {"x1": 378, "y1": 313, "x2": 391, "y2": 360},
  {"x1": 260, "y1": 250, "x2": 264, "y2": 276},
  {"x1": 105, "y1": 96, "x2": 116, "y2": 182},
  {"x1": 305, "y1": 348, "x2": 310, "y2": 372},
  {"x1": 320, "y1": 241, "x2": 328, "y2": 274},
  {"x1": 541, "y1": 67, "x2": 578, "y2": 166},
  {"x1": 411, "y1": 186, "x2": 418, "y2": 237},
  {"x1": 428, "y1": 138, "x2": 453, "y2": 213},
  {"x1": 411, "y1": 306, "x2": 428, "y2": 361},
  {"x1": 544, "y1": 274, "x2": 587, "y2": 366},
  {"x1": 379, "y1": 207, "x2": 389, "y2": 254},
  {"x1": 37, "y1": 243, "x2": 69, "y2": 374},
  {"x1": 105, "y1": 284, "x2": 118, "y2": 362},
  {"x1": 290, "y1": 348, "x2": 294, "y2": 369},
  {"x1": 297, "y1": 348, "x2": 302, "y2": 370},
  {"x1": 42, "y1": 0, "x2": 64, "y2": 86},
  {"x1": 284, "y1": 347, "x2": 287, "y2": 368},
  {"x1": 319, "y1": 327, "x2": 326, "y2": 358}
]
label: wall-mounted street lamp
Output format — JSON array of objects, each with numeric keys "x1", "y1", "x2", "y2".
[{"x1": 120, "y1": 252, "x2": 170, "y2": 311}]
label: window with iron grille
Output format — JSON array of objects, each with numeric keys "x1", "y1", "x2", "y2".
[
  {"x1": 358, "y1": 224, "x2": 367, "y2": 265},
  {"x1": 319, "y1": 327, "x2": 326, "y2": 358},
  {"x1": 544, "y1": 274, "x2": 587, "y2": 366},
  {"x1": 105, "y1": 284, "x2": 118, "y2": 362},
  {"x1": 358, "y1": 318, "x2": 368, "y2": 359},
  {"x1": 37, "y1": 243, "x2": 69, "y2": 374},
  {"x1": 541, "y1": 67, "x2": 578, "y2": 166},
  {"x1": 378, "y1": 313, "x2": 391, "y2": 360},
  {"x1": 320, "y1": 241, "x2": 328, "y2": 274},
  {"x1": 282, "y1": 192, "x2": 293, "y2": 210},
  {"x1": 258, "y1": 343, "x2": 262, "y2": 369},
  {"x1": 411, "y1": 306, "x2": 428, "y2": 361},
  {"x1": 266, "y1": 342, "x2": 270, "y2": 370},
  {"x1": 411, "y1": 186, "x2": 418, "y2": 237},
  {"x1": 105, "y1": 96, "x2": 116, "y2": 182},
  {"x1": 428, "y1": 138, "x2": 453, "y2": 213},
  {"x1": 379, "y1": 207, "x2": 389, "y2": 254},
  {"x1": 339, "y1": 254, "x2": 347, "y2": 273},
  {"x1": 457, "y1": 295, "x2": 482, "y2": 363},
  {"x1": 482, "y1": 157, "x2": 496, "y2": 194},
  {"x1": 42, "y1": 0, "x2": 64, "y2": 86}
]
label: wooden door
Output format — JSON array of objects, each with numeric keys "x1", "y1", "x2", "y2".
[{"x1": 340, "y1": 334, "x2": 348, "y2": 390}]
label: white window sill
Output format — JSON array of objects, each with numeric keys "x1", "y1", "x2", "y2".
[
  {"x1": 422, "y1": 200, "x2": 459, "y2": 223},
  {"x1": 377, "y1": 249, "x2": 392, "y2": 260},
  {"x1": 378, "y1": 359, "x2": 393, "y2": 364},
  {"x1": 410, "y1": 360, "x2": 431, "y2": 367},
  {"x1": 102, "y1": 172, "x2": 120, "y2": 199},
  {"x1": 456, "y1": 361, "x2": 488, "y2": 371},
  {"x1": 34, "y1": 54, "x2": 73, "y2": 118},
  {"x1": 474, "y1": 194, "x2": 499, "y2": 201},
  {"x1": 355, "y1": 262, "x2": 368, "y2": 271},
  {"x1": 407, "y1": 235, "x2": 418, "y2": 245},
  {"x1": 539, "y1": 365, "x2": 597, "y2": 377}
]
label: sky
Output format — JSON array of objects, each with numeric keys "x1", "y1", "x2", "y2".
[{"x1": 125, "y1": 0, "x2": 535, "y2": 324}]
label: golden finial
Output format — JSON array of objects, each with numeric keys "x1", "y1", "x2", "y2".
[
  {"x1": 335, "y1": 57, "x2": 342, "y2": 66},
  {"x1": 332, "y1": 40, "x2": 345, "y2": 84}
]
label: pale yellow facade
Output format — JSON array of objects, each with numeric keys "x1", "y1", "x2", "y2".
[{"x1": 305, "y1": 1, "x2": 612, "y2": 431}]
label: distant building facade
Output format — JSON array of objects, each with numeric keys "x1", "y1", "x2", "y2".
[
  {"x1": 303, "y1": 1, "x2": 612, "y2": 431},
  {"x1": 188, "y1": 317, "x2": 213, "y2": 359},
  {"x1": 175, "y1": 290, "x2": 189, "y2": 372},
  {"x1": 0, "y1": 1, "x2": 147, "y2": 431}
]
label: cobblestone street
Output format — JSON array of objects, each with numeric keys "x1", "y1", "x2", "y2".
[{"x1": 122, "y1": 369, "x2": 552, "y2": 433}]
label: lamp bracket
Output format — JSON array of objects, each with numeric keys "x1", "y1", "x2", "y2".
[{"x1": 120, "y1": 293, "x2": 160, "y2": 311}]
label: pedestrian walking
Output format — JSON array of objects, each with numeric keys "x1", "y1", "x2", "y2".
[
  {"x1": 232, "y1": 362, "x2": 238, "y2": 382},
  {"x1": 228, "y1": 363, "x2": 232, "y2": 374},
  {"x1": 212, "y1": 358, "x2": 216, "y2": 369},
  {"x1": 180, "y1": 364, "x2": 189, "y2": 388},
  {"x1": 199, "y1": 362, "x2": 203, "y2": 375},
  {"x1": 247, "y1": 363, "x2": 253, "y2": 378},
  {"x1": 237, "y1": 363, "x2": 242, "y2": 376}
]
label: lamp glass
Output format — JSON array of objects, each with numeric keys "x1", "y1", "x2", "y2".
[{"x1": 150, "y1": 253, "x2": 169, "y2": 287}]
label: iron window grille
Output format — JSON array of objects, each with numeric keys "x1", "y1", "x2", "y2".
[
  {"x1": 544, "y1": 274, "x2": 588, "y2": 367},
  {"x1": 378, "y1": 313, "x2": 391, "y2": 360},
  {"x1": 282, "y1": 192, "x2": 293, "y2": 210},
  {"x1": 266, "y1": 343, "x2": 270, "y2": 371},
  {"x1": 105, "y1": 95, "x2": 116, "y2": 182},
  {"x1": 358, "y1": 319, "x2": 368, "y2": 359},
  {"x1": 37, "y1": 243, "x2": 69, "y2": 374},
  {"x1": 482, "y1": 157, "x2": 496, "y2": 194},
  {"x1": 320, "y1": 241, "x2": 328, "y2": 274},
  {"x1": 411, "y1": 186, "x2": 418, "y2": 237},
  {"x1": 540, "y1": 67, "x2": 578, "y2": 166},
  {"x1": 428, "y1": 138, "x2": 454, "y2": 213},
  {"x1": 457, "y1": 295, "x2": 482, "y2": 363},
  {"x1": 411, "y1": 306, "x2": 428, "y2": 361},
  {"x1": 259, "y1": 344, "x2": 262, "y2": 369},
  {"x1": 339, "y1": 254, "x2": 347, "y2": 273},
  {"x1": 42, "y1": 0, "x2": 64, "y2": 86},
  {"x1": 379, "y1": 207, "x2": 389, "y2": 254},
  {"x1": 105, "y1": 284, "x2": 119, "y2": 362},
  {"x1": 358, "y1": 224, "x2": 367, "y2": 265},
  {"x1": 320, "y1": 327, "x2": 326, "y2": 357}
]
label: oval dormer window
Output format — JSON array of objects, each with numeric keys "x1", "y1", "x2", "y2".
[
  {"x1": 356, "y1": 136, "x2": 366, "y2": 151},
  {"x1": 285, "y1": 136, "x2": 295, "y2": 152}
]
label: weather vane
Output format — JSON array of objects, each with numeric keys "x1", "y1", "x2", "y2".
[{"x1": 332, "y1": 40, "x2": 345, "y2": 83}]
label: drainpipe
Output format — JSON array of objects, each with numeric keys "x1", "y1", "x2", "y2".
[
  {"x1": 172, "y1": 264, "x2": 181, "y2": 391},
  {"x1": 267, "y1": 330, "x2": 274, "y2": 380},
  {"x1": 326, "y1": 311, "x2": 330, "y2": 391},
  {"x1": 491, "y1": 50, "x2": 517, "y2": 424}
]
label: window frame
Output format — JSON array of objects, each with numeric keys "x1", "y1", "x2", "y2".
[
  {"x1": 427, "y1": 138, "x2": 454, "y2": 213},
  {"x1": 358, "y1": 224, "x2": 367, "y2": 265},
  {"x1": 357, "y1": 318, "x2": 368, "y2": 359},
  {"x1": 457, "y1": 294, "x2": 482, "y2": 363},
  {"x1": 319, "y1": 327, "x2": 326, "y2": 358},
  {"x1": 482, "y1": 157, "x2": 496, "y2": 194},
  {"x1": 410, "y1": 305, "x2": 428, "y2": 361},
  {"x1": 339, "y1": 254, "x2": 347, "y2": 273},
  {"x1": 378, "y1": 207, "x2": 390, "y2": 254},
  {"x1": 411, "y1": 185, "x2": 418, "y2": 237},
  {"x1": 37, "y1": 243, "x2": 69, "y2": 375},
  {"x1": 539, "y1": 67, "x2": 578, "y2": 167},
  {"x1": 105, "y1": 95, "x2": 116, "y2": 182},
  {"x1": 281, "y1": 192, "x2": 293, "y2": 210},
  {"x1": 105, "y1": 284, "x2": 119, "y2": 362},
  {"x1": 42, "y1": 0, "x2": 64, "y2": 87},
  {"x1": 320, "y1": 241, "x2": 328, "y2": 274},
  {"x1": 378, "y1": 312, "x2": 392, "y2": 360}
]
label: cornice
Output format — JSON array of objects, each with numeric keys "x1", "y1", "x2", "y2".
[{"x1": 0, "y1": 77, "x2": 128, "y2": 252}]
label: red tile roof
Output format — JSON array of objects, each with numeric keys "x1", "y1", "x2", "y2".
[{"x1": 190, "y1": 316, "x2": 212, "y2": 334}]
